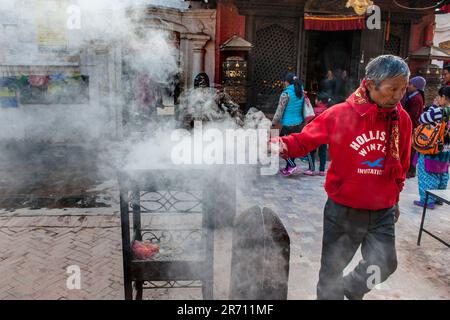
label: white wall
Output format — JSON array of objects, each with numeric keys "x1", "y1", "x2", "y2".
[{"x1": 432, "y1": 13, "x2": 450, "y2": 68}]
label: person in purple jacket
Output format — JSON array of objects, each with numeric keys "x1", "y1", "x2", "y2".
[{"x1": 401, "y1": 76, "x2": 426, "y2": 178}]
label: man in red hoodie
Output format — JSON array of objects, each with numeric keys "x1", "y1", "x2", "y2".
[{"x1": 271, "y1": 55, "x2": 412, "y2": 300}]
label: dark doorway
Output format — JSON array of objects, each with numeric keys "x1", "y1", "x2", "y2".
[{"x1": 304, "y1": 30, "x2": 360, "y2": 103}]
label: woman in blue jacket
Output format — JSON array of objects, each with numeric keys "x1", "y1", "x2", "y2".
[{"x1": 272, "y1": 72, "x2": 309, "y2": 176}]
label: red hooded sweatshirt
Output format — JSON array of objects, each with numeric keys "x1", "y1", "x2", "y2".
[{"x1": 281, "y1": 82, "x2": 412, "y2": 210}]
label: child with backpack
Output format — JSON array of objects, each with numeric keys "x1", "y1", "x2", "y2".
[
  {"x1": 304, "y1": 92, "x2": 332, "y2": 176},
  {"x1": 413, "y1": 86, "x2": 450, "y2": 209}
]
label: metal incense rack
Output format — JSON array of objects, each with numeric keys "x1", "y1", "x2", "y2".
[{"x1": 118, "y1": 167, "x2": 236, "y2": 300}]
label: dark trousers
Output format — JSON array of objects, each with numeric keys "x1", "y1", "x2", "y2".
[
  {"x1": 310, "y1": 144, "x2": 327, "y2": 172},
  {"x1": 280, "y1": 124, "x2": 311, "y2": 168},
  {"x1": 317, "y1": 199, "x2": 398, "y2": 300}
]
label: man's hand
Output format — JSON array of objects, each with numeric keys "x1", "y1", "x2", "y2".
[
  {"x1": 271, "y1": 123, "x2": 281, "y2": 130},
  {"x1": 394, "y1": 203, "x2": 400, "y2": 223},
  {"x1": 268, "y1": 137, "x2": 288, "y2": 158}
]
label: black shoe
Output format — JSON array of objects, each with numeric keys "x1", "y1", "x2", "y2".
[
  {"x1": 344, "y1": 288, "x2": 363, "y2": 300},
  {"x1": 343, "y1": 277, "x2": 364, "y2": 300}
]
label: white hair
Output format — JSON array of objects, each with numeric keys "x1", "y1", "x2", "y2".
[{"x1": 365, "y1": 55, "x2": 410, "y2": 86}]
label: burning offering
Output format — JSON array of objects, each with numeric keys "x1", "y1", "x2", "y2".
[{"x1": 132, "y1": 240, "x2": 160, "y2": 260}]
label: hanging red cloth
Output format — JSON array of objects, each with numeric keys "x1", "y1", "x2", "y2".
[
  {"x1": 304, "y1": 14, "x2": 366, "y2": 31},
  {"x1": 439, "y1": 4, "x2": 450, "y2": 13},
  {"x1": 385, "y1": 12, "x2": 391, "y2": 43}
]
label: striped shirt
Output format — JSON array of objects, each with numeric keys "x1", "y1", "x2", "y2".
[
  {"x1": 419, "y1": 105, "x2": 449, "y2": 124},
  {"x1": 420, "y1": 105, "x2": 450, "y2": 151}
]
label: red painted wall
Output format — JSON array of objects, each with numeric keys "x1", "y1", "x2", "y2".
[
  {"x1": 408, "y1": 13, "x2": 436, "y2": 75},
  {"x1": 214, "y1": 0, "x2": 246, "y2": 85}
]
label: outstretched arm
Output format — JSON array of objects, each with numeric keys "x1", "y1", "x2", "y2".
[{"x1": 280, "y1": 111, "x2": 332, "y2": 159}]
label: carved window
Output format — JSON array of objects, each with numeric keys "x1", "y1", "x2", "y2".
[
  {"x1": 384, "y1": 23, "x2": 403, "y2": 56},
  {"x1": 254, "y1": 24, "x2": 296, "y2": 102}
]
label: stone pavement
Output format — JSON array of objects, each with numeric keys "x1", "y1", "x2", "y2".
[
  {"x1": 0, "y1": 161, "x2": 448, "y2": 300},
  {"x1": 238, "y1": 162, "x2": 450, "y2": 300},
  {"x1": 0, "y1": 212, "x2": 123, "y2": 300}
]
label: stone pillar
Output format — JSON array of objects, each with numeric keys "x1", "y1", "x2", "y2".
[
  {"x1": 181, "y1": 33, "x2": 210, "y2": 88},
  {"x1": 192, "y1": 42, "x2": 206, "y2": 78}
]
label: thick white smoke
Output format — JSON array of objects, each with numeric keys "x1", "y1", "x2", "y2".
[
  {"x1": 0, "y1": 0, "x2": 187, "y2": 214},
  {"x1": 0, "y1": 0, "x2": 275, "y2": 191},
  {"x1": 0, "y1": 1, "x2": 287, "y2": 301}
]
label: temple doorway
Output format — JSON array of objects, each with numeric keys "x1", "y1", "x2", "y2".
[{"x1": 304, "y1": 30, "x2": 361, "y2": 103}]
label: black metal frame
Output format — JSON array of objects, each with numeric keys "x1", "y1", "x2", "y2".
[
  {"x1": 118, "y1": 168, "x2": 235, "y2": 300},
  {"x1": 417, "y1": 190, "x2": 450, "y2": 248}
]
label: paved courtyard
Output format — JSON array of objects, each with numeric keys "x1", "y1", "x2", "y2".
[{"x1": 0, "y1": 161, "x2": 448, "y2": 300}]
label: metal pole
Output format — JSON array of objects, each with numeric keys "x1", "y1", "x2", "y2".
[{"x1": 417, "y1": 192, "x2": 429, "y2": 246}]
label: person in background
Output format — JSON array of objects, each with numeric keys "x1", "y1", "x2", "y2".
[
  {"x1": 304, "y1": 92, "x2": 332, "y2": 176},
  {"x1": 133, "y1": 73, "x2": 163, "y2": 127},
  {"x1": 180, "y1": 72, "x2": 243, "y2": 129},
  {"x1": 272, "y1": 72, "x2": 309, "y2": 176},
  {"x1": 413, "y1": 86, "x2": 450, "y2": 209},
  {"x1": 442, "y1": 65, "x2": 450, "y2": 86},
  {"x1": 401, "y1": 76, "x2": 426, "y2": 178},
  {"x1": 321, "y1": 70, "x2": 336, "y2": 98},
  {"x1": 334, "y1": 70, "x2": 351, "y2": 104}
]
